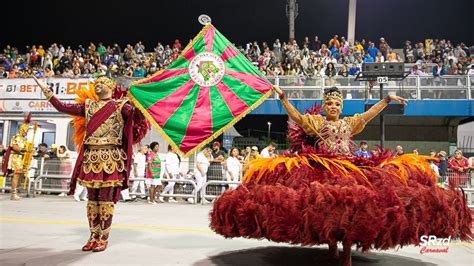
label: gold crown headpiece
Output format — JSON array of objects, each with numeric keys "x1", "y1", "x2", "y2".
[
  {"x1": 94, "y1": 76, "x2": 116, "y2": 90},
  {"x1": 19, "y1": 124, "x2": 29, "y2": 134},
  {"x1": 19, "y1": 113, "x2": 32, "y2": 135},
  {"x1": 322, "y1": 89, "x2": 343, "y2": 105}
]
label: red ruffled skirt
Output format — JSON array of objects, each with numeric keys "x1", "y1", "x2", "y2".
[{"x1": 210, "y1": 153, "x2": 472, "y2": 251}]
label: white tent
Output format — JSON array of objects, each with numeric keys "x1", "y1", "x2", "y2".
[
  {"x1": 223, "y1": 126, "x2": 242, "y2": 150},
  {"x1": 223, "y1": 126, "x2": 242, "y2": 137}
]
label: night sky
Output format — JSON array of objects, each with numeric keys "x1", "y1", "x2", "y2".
[{"x1": 1, "y1": 0, "x2": 472, "y2": 51}]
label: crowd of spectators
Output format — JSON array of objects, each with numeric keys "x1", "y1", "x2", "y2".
[
  {"x1": 0, "y1": 40, "x2": 185, "y2": 79},
  {"x1": 0, "y1": 36, "x2": 473, "y2": 79}
]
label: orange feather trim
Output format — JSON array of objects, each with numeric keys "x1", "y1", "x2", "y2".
[
  {"x1": 242, "y1": 153, "x2": 436, "y2": 188},
  {"x1": 71, "y1": 82, "x2": 98, "y2": 151},
  {"x1": 243, "y1": 154, "x2": 371, "y2": 186},
  {"x1": 379, "y1": 154, "x2": 437, "y2": 185}
]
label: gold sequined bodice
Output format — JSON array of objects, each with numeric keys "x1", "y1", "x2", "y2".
[
  {"x1": 80, "y1": 98, "x2": 129, "y2": 180},
  {"x1": 318, "y1": 118, "x2": 353, "y2": 154},
  {"x1": 84, "y1": 99, "x2": 125, "y2": 146},
  {"x1": 279, "y1": 96, "x2": 390, "y2": 155}
]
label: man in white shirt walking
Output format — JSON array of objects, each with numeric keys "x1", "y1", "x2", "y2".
[
  {"x1": 188, "y1": 147, "x2": 211, "y2": 204},
  {"x1": 130, "y1": 145, "x2": 147, "y2": 199},
  {"x1": 161, "y1": 145, "x2": 181, "y2": 203}
]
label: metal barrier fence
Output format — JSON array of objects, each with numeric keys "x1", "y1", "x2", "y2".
[
  {"x1": 1, "y1": 75, "x2": 472, "y2": 102},
  {"x1": 440, "y1": 169, "x2": 473, "y2": 209},
  {"x1": 1, "y1": 171, "x2": 36, "y2": 196},
  {"x1": 128, "y1": 177, "x2": 147, "y2": 198},
  {"x1": 0, "y1": 156, "x2": 38, "y2": 196},
  {"x1": 199, "y1": 162, "x2": 242, "y2": 204},
  {"x1": 442, "y1": 169, "x2": 472, "y2": 188},
  {"x1": 33, "y1": 158, "x2": 73, "y2": 196},
  {"x1": 159, "y1": 178, "x2": 198, "y2": 203},
  {"x1": 463, "y1": 188, "x2": 474, "y2": 209},
  {"x1": 204, "y1": 163, "x2": 226, "y2": 200},
  {"x1": 273, "y1": 75, "x2": 473, "y2": 100},
  {"x1": 201, "y1": 180, "x2": 241, "y2": 204}
]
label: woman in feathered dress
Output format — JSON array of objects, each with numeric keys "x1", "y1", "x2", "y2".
[{"x1": 210, "y1": 86, "x2": 472, "y2": 266}]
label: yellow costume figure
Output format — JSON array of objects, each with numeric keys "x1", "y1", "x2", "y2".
[{"x1": 6, "y1": 114, "x2": 31, "y2": 200}]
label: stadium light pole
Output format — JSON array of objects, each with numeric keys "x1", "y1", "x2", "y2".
[
  {"x1": 347, "y1": 0, "x2": 357, "y2": 45},
  {"x1": 286, "y1": 0, "x2": 298, "y2": 40},
  {"x1": 267, "y1": 122, "x2": 272, "y2": 139}
]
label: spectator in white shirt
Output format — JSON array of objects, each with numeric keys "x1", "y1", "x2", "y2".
[
  {"x1": 161, "y1": 145, "x2": 181, "y2": 203},
  {"x1": 410, "y1": 65, "x2": 425, "y2": 76},
  {"x1": 260, "y1": 143, "x2": 276, "y2": 158},
  {"x1": 120, "y1": 145, "x2": 148, "y2": 201},
  {"x1": 131, "y1": 145, "x2": 147, "y2": 199},
  {"x1": 429, "y1": 158, "x2": 440, "y2": 177},
  {"x1": 226, "y1": 147, "x2": 242, "y2": 189},
  {"x1": 188, "y1": 147, "x2": 211, "y2": 204},
  {"x1": 468, "y1": 156, "x2": 474, "y2": 169},
  {"x1": 467, "y1": 64, "x2": 474, "y2": 75}
]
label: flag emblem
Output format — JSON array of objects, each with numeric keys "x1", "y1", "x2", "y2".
[{"x1": 189, "y1": 52, "x2": 225, "y2": 86}]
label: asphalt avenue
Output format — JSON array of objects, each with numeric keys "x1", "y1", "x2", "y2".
[{"x1": 0, "y1": 195, "x2": 472, "y2": 266}]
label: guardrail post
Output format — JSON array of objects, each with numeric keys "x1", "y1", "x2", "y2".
[
  {"x1": 200, "y1": 183, "x2": 205, "y2": 205},
  {"x1": 416, "y1": 76, "x2": 421, "y2": 100},
  {"x1": 320, "y1": 77, "x2": 325, "y2": 98},
  {"x1": 33, "y1": 158, "x2": 45, "y2": 197},
  {"x1": 26, "y1": 170, "x2": 32, "y2": 198},
  {"x1": 467, "y1": 75, "x2": 471, "y2": 100},
  {"x1": 275, "y1": 76, "x2": 280, "y2": 99}
]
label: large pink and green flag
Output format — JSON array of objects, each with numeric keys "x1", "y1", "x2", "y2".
[{"x1": 128, "y1": 24, "x2": 273, "y2": 157}]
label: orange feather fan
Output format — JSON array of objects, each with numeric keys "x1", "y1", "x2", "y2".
[{"x1": 71, "y1": 82, "x2": 98, "y2": 151}]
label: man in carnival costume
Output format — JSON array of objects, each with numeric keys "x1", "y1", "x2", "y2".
[{"x1": 33, "y1": 75, "x2": 148, "y2": 252}]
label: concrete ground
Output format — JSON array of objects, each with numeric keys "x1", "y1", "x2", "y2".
[{"x1": 0, "y1": 194, "x2": 472, "y2": 266}]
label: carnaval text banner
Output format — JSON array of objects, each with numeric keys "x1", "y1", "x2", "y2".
[{"x1": 0, "y1": 99, "x2": 74, "y2": 113}]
